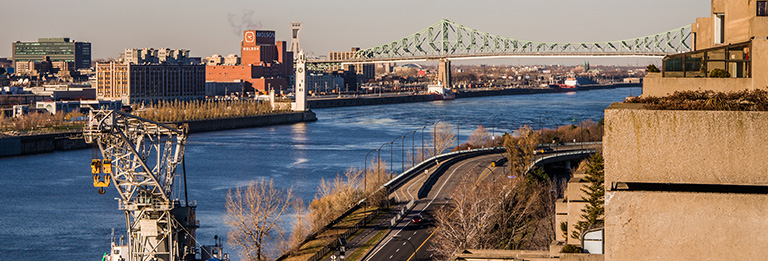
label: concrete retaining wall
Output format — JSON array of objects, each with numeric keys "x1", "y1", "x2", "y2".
[
  {"x1": 0, "y1": 111, "x2": 317, "y2": 157},
  {"x1": 643, "y1": 77, "x2": 753, "y2": 97},
  {"x1": 308, "y1": 94, "x2": 433, "y2": 108},
  {"x1": 605, "y1": 191, "x2": 768, "y2": 260},
  {"x1": 604, "y1": 103, "x2": 768, "y2": 185},
  {"x1": 177, "y1": 111, "x2": 317, "y2": 133},
  {"x1": 604, "y1": 103, "x2": 768, "y2": 259},
  {"x1": 0, "y1": 132, "x2": 87, "y2": 157}
]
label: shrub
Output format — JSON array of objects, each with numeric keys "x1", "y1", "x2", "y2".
[
  {"x1": 709, "y1": 68, "x2": 731, "y2": 78},
  {"x1": 646, "y1": 64, "x2": 660, "y2": 73},
  {"x1": 561, "y1": 244, "x2": 583, "y2": 253},
  {"x1": 625, "y1": 89, "x2": 768, "y2": 111}
]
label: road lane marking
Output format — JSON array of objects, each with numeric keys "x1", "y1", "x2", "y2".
[
  {"x1": 406, "y1": 160, "x2": 497, "y2": 261},
  {"x1": 368, "y1": 157, "x2": 489, "y2": 261}
]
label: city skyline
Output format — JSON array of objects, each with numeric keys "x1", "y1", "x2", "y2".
[{"x1": 2, "y1": 0, "x2": 707, "y2": 63}]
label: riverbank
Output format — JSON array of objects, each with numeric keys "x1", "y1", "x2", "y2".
[
  {"x1": 308, "y1": 82, "x2": 641, "y2": 108},
  {"x1": 0, "y1": 110, "x2": 317, "y2": 157}
]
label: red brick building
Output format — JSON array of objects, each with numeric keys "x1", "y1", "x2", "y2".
[{"x1": 206, "y1": 30, "x2": 293, "y2": 93}]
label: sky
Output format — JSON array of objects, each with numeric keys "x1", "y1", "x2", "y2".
[{"x1": 1, "y1": 0, "x2": 710, "y2": 65}]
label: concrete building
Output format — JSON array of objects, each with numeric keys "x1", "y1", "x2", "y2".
[
  {"x1": 604, "y1": 1, "x2": 768, "y2": 259},
  {"x1": 205, "y1": 54, "x2": 224, "y2": 66},
  {"x1": 205, "y1": 54, "x2": 238, "y2": 66},
  {"x1": 0, "y1": 58, "x2": 11, "y2": 71},
  {"x1": 204, "y1": 80, "x2": 245, "y2": 96},
  {"x1": 206, "y1": 30, "x2": 293, "y2": 93},
  {"x1": 120, "y1": 48, "x2": 196, "y2": 65},
  {"x1": 329, "y1": 47, "x2": 375, "y2": 86},
  {"x1": 35, "y1": 99, "x2": 122, "y2": 115},
  {"x1": 224, "y1": 54, "x2": 240, "y2": 65},
  {"x1": 96, "y1": 49, "x2": 205, "y2": 104},
  {"x1": 12, "y1": 38, "x2": 91, "y2": 73},
  {"x1": 555, "y1": 170, "x2": 590, "y2": 246},
  {"x1": 305, "y1": 72, "x2": 344, "y2": 94},
  {"x1": 644, "y1": 0, "x2": 768, "y2": 97},
  {"x1": 29, "y1": 84, "x2": 96, "y2": 100}
]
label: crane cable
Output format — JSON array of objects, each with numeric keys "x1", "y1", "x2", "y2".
[{"x1": 171, "y1": 215, "x2": 217, "y2": 259}]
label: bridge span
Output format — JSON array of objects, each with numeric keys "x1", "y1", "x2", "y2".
[{"x1": 309, "y1": 19, "x2": 690, "y2": 87}]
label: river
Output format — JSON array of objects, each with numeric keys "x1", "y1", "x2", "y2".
[{"x1": 0, "y1": 87, "x2": 638, "y2": 260}]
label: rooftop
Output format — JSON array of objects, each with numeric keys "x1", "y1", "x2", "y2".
[{"x1": 624, "y1": 89, "x2": 768, "y2": 111}]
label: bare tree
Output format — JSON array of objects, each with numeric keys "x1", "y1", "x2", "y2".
[
  {"x1": 307, "y1": 166, "x2": 390, "y2": 233},
  {"x1": 430, "y1": 122, "x2": 456, "y2": 157},
  {"x1": 431, "y1": 169, "x2": 552, "y2": 259},
  {"x1": 503, "y1": 126, "x2": 540, "y2": 177},
  {"x1": 467, "y1": 125, "x2": 492, "y2": 148},
  {"x1": 225, "y1": 179, "x2": 295, "y2": 261},
  {"x1": 288, "y1": 199, "x2": 310, "y2": 250},
  {"x1": 432, "y1": 171, "x2": 497, "y2": 258}
]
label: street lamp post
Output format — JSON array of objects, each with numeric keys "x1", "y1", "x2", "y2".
[
  {"x1": 400, "y1": 134, "x2": 407, "y2": 174},
  {"x1": 390, "y1": 136, "x2": 399, "y2": 174},
  {"x1": 485, "y1": 166, "x2": 496, "y2": 182},
  {"x1": 363, "y1": 148, "x2": 378, "y2": 217},
  {"x1": 377, "y1": 143, "x2": 388, "y2": 173},
  {"x1": 456, "y1": 116, "x2": 469, "y2": 148},
  {"x1": 433, "y1": 120, "x2": 444, "y2": 157},
  {"x1": 410, "y1": 130, "x2": 417, "y2": 168},
  {"x1": 420, "y1": 125, "x2": 427, "y2": 162},
  {"x1": 364, "y1": 148, "x2": 378, "y2": 190},
  {"x1": 491, "y1": 113, "x2": 503, "y2": 141},
  {"x1": 538, "y1": 112, "x2": 549, "y2": 144}
]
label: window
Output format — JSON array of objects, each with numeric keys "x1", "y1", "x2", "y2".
[
  {"x1": 714, "y1": 13, "x2": 725, "y2": 44},
  {"x1": 759, "y1": 1, "x2": 768, "y2": 16}
]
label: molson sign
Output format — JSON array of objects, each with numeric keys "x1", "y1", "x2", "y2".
[{"x1": 243, "y1": 30, "x2": 276, "y2": 45}]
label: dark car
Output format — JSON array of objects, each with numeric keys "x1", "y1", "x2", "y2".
[
  {"x1": 412, "y1": 214, "x2": 423, "y2": 224},
  {"x1": 534, "y1": 147, "x2": 554, "y2": 154}
]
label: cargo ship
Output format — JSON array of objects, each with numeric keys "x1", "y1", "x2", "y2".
[
  {"x1": 560, "y1": 77, "x2": 579, "y2": 89},
  {"x1": 427, "y1": 83, "x2": 455, "y2": 100}
]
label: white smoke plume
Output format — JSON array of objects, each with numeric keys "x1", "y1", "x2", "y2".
[{"x1": 227, "y1": 10, "x2": 262, "y2": 36}]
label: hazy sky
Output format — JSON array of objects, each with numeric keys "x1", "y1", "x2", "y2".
[{"x1": 1, "y1": 0, "x2": 710, "y2": 64}]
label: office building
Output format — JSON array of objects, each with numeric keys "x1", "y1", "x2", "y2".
[{"x1": 12, "y1": 38, "x2": 91, "y2": 73}]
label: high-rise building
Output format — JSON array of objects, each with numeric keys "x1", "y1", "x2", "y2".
[
  {"x1": 206, "y1": 30, "x2": 293, "y2": 93},
  {"x1": 12, "y1": 38, "x2": 91, "y2": 73},
  {"x1": 96, "y1": 48, "x2": 205, "y2": 104}
]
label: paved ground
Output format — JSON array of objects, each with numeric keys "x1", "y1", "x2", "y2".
[{"x1": 363, "y1": 154, "x2": 503, "y2": 261}]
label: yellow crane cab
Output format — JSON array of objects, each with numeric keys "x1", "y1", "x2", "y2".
[{"x1": 91, "y1": 159, "x2": 102, "y2": 174}]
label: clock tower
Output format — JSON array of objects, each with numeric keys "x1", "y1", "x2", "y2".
[{"x1": 293, "y1": 50, "x2": 307, "y2": 111}]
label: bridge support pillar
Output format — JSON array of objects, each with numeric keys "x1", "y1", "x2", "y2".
[{"x1": 438, "y1": 59, "x2": 451, "y2": 87}]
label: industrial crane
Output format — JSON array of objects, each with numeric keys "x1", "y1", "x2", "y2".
[{"x1": 85, "y1": 109, "x2": 226, "y2": 261}]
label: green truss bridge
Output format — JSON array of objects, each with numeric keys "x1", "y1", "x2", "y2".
[{"x1": 311, "y1": 19, "x2": 691, "y2": 64}]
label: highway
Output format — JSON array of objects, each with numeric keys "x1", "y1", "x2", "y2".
[
  {"x1": 320, "y1": 143, "x2": 599, "y2": 261},
  {"x1": 364, "y1": 153, "x2": 504, "y2": 261}
]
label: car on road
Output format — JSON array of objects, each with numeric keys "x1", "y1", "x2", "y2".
[
  {"x1": 534, "y1": 147, "x2": 554, "y2": 154},
  {"x1": 412, "y1": 214, "x2": 423, "y2": 223}
]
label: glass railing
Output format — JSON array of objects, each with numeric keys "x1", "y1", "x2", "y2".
[{"x1": 663, "y1": 41, "x2": 751, "y2": 78}]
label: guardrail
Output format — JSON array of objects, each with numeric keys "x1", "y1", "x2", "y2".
[
  {"x1": 390, "y1": 198, "x2": 416, "y2": 227},
  {"x1": 525, "y1": 149, "x2": 598, "y2": 174},
  {"x1": 278, "y1": 147, "x2": 506, "y2": 261},
  {"x1": 382, "y1": 147, "x2": 506, "y2": 194}
]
